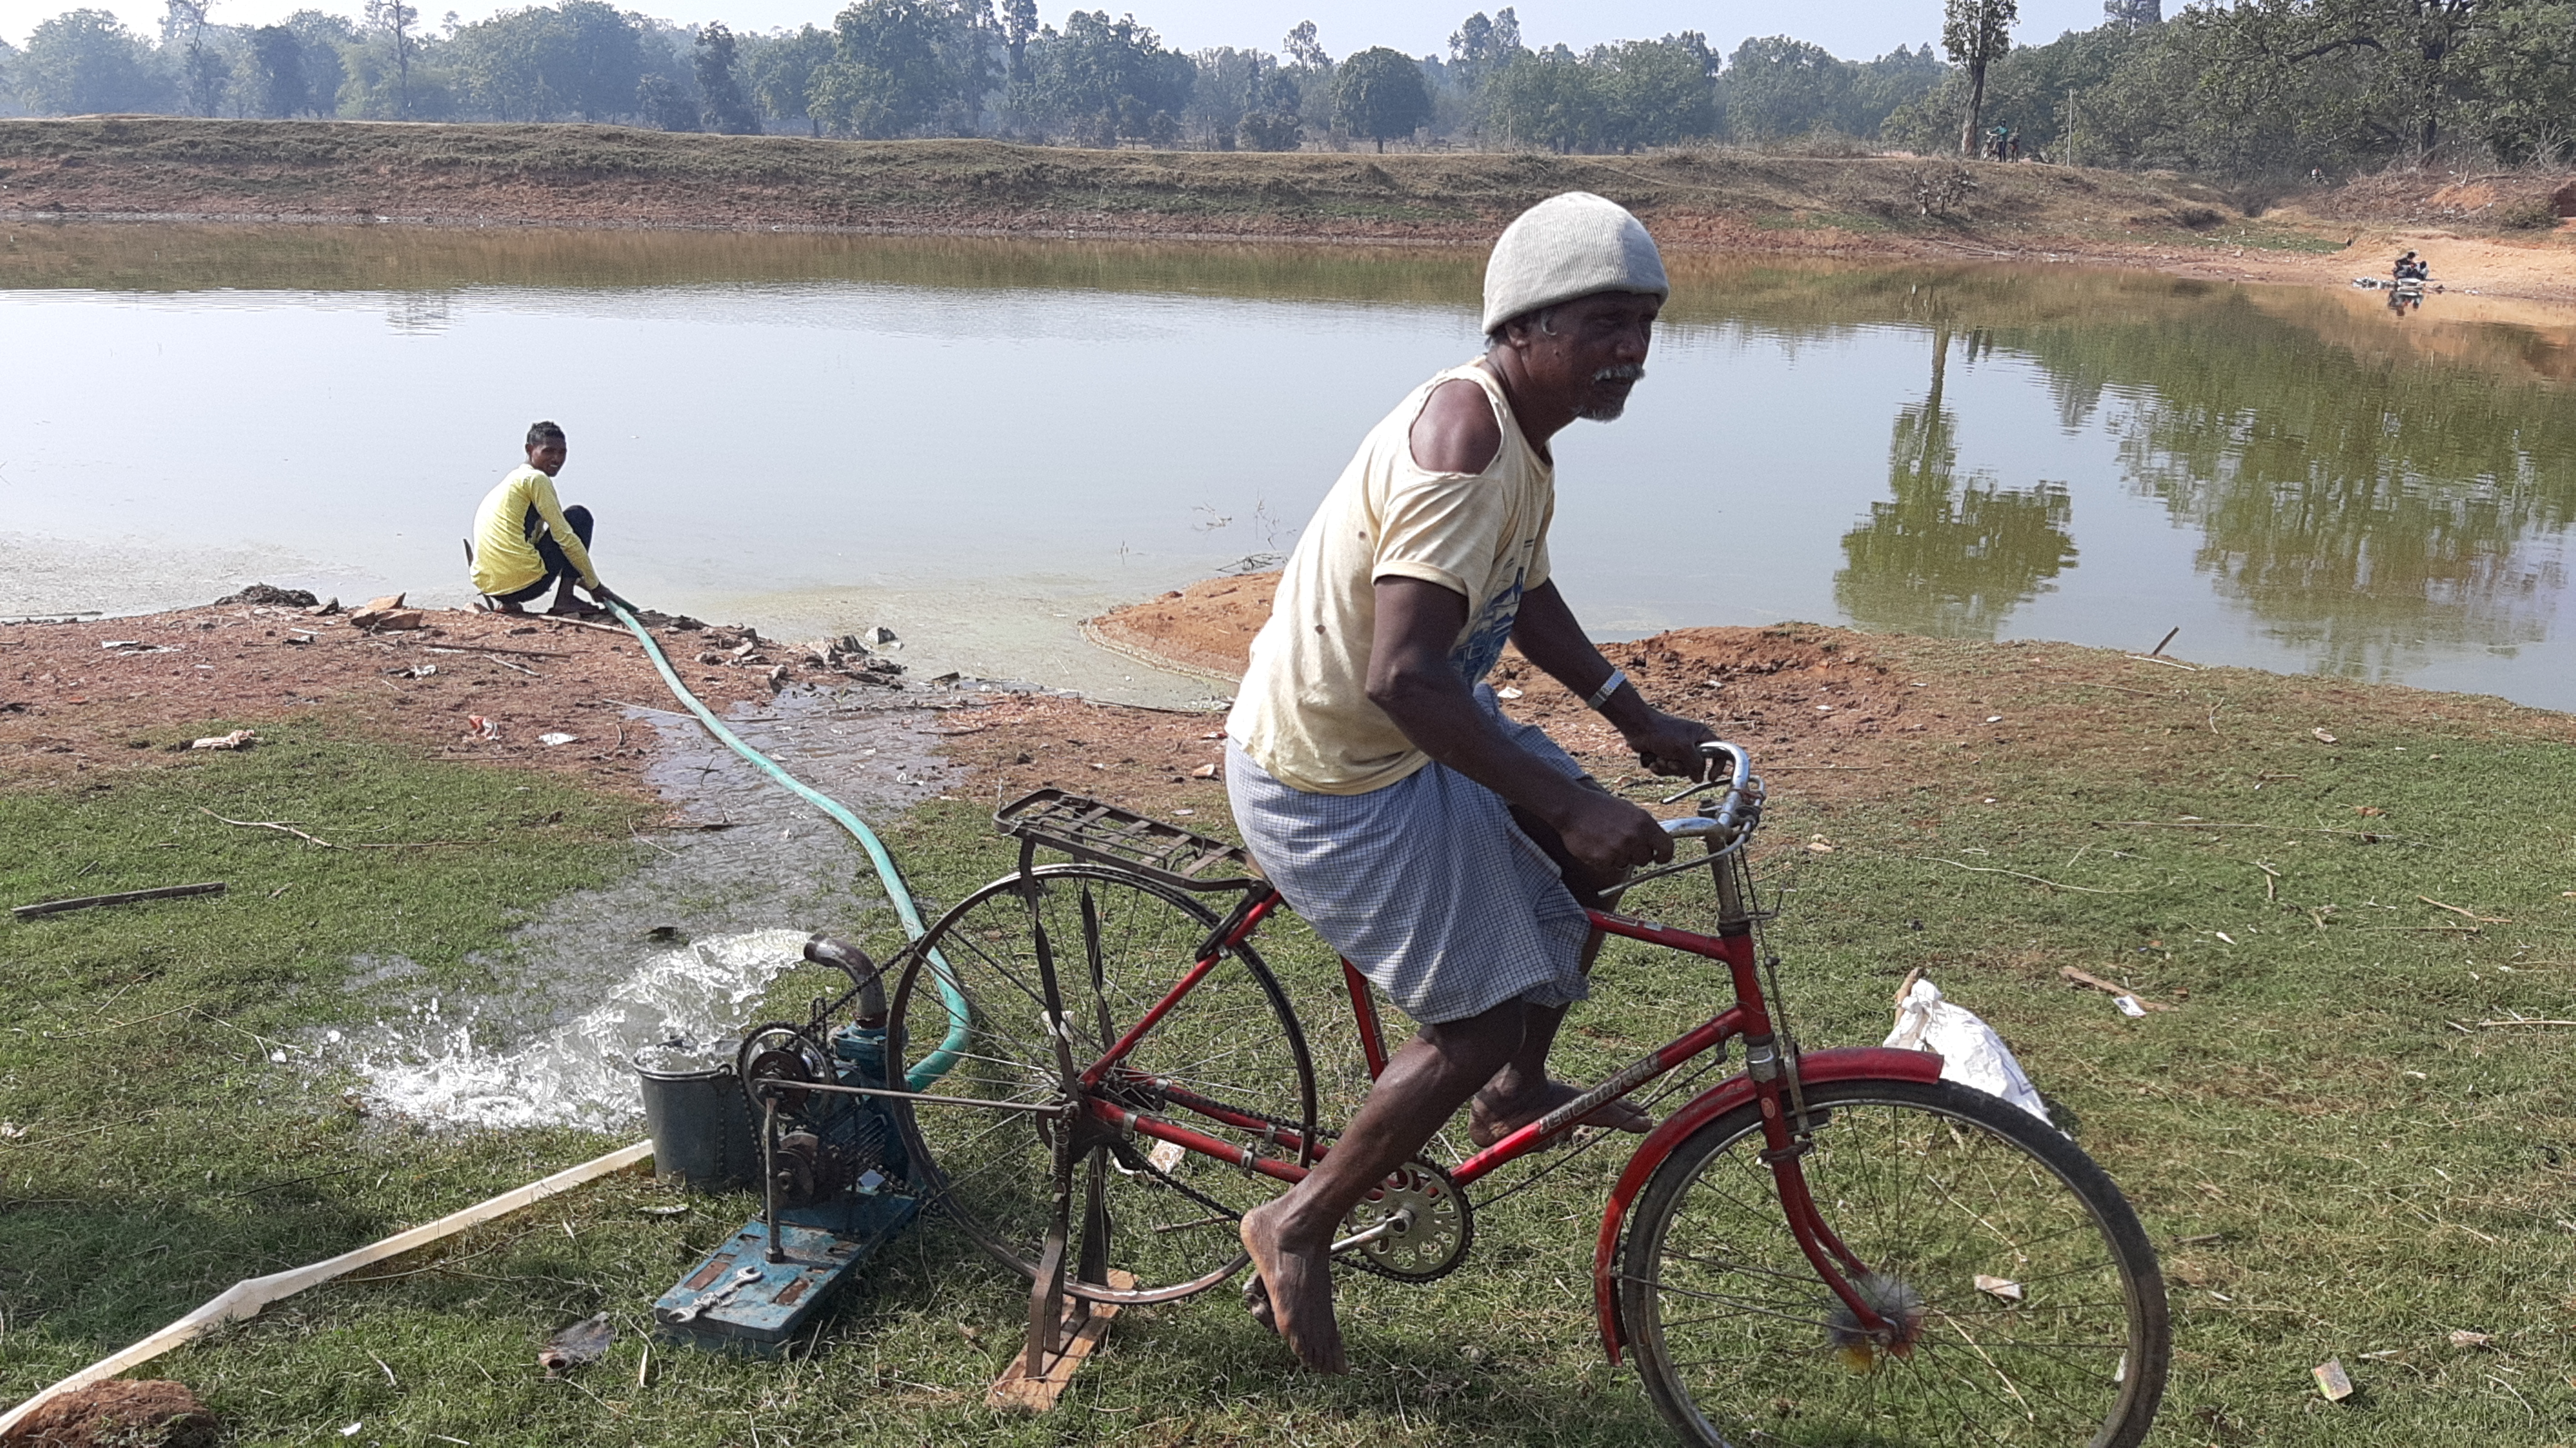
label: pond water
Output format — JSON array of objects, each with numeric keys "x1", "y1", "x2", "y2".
[{"x1": 7, "y1": 224, "x2": 2576, "y2": 710}]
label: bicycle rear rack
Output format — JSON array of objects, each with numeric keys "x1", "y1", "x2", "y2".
[{"x1": 995, "y1": 789, "x2": 1261, "y2": 892}]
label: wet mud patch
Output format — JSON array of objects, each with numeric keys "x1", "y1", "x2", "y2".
[{"x1": 342, "y1": 689, "x2": 966, "y2": 1130}]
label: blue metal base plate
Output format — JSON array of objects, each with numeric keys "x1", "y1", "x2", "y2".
[{"x1": 653, "y1": 1192, "x2": 919, "y2": 1353}]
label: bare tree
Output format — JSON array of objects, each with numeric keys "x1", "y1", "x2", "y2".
[
  {"x1": 162, "y1": 0, "x2": 225, "y2": 116},
  {"x1": 365, "y1": 0, "x2": 419, "y2": 119},
  {"x1": 1942, "y1": 0, "x2": 2016, "y2": 157}
]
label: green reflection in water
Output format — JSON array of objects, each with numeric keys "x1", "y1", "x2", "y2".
[
  {"x1": 1739, "y1": 264, "x2": 2576, "y2": 676},
  {"x1": 1835, "y1": 322, "x2": 2079, "y2": 640},
  {"x1": 0, "y1": 221, "x2": 1488, "y2": 303},
  {"x1": 2000, "y1": 286, "x2": 2576, "y2": 679}
]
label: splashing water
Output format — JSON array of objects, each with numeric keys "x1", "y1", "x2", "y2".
[{"x1": 352, "y1": 928, "x2": 810, "y2": 1131}]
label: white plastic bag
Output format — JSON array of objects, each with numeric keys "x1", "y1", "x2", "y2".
[{"x1": 1882, "y1": 978, "x2": 2053, "y2": 1123}]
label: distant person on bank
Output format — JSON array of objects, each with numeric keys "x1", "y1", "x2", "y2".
[{"x1": 470, "y1": 421, "x2": 628, "y2": 617}]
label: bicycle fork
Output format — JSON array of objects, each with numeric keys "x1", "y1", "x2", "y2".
[{"x1": 1580, "y1": 874, "x2": 1917, "y2": 1364}]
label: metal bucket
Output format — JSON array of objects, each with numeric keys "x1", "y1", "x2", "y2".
[{"x1": 633, "y1": 1042, "x2": 757, "y2": 1191}]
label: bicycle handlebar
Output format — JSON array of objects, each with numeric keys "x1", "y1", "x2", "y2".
[{"x1": 1657, "y1": 741, "x2": 1760, "y2": 843}]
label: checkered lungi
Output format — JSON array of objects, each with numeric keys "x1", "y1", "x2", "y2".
[{"x1": 1226, "y1": 684, "x2": 1594, "y2": 1026}]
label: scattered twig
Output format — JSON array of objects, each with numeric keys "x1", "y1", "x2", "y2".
[
  {"x1": 482, "y1": 655, "x2": 542, "y2": 677},
  {"x1": 221, "y1": 1166, "x2": 364, "y2": 1201},
  {"x1": 422, "y1": 643, "x2": 569, "y2": 660},
  {"x1": 2093, "y1": 820, "x2": 2419, "y2": 842},
  {"x1": 187, "y1": 1007, "x2": 292, "y2": 1055},
  {"x1": 39, "y1": 1004, "x2": 196, "y2": 1039},
  {"x1": 2206, "y1": 700, "x2": 2227, "y2": 739},
  {"x1": 0, "y1": 1113, "x2": 156, "y2": 1149},
  {"x1": 2148, "y1": 626, "x2": 2181, "y2": 658},
  {"x1": 194, "y1": 809, "x2": 472, "y2": 851},
  {"x1": 2420, "y1": 895, "x2": 2510, "y2": 924},
  {"x1": 13, "y1": 882, "x2": 226, "y2": 920},
  {"x1": 538, "y1": 616, "x2": 632, "y2": 639},
  {"x1": 2250, "y1": 862, "x2": 2281, "y2": 901},
  {"x1": 2472, "y1": 1018, "x2": 2576, "y2": 1028},
  {"x1": 1916, "y1": 857, "x2": 2159, "y2": 895},
  {"x1": 2060, "y1": 965, "x2": 2178, "y2": 1011},
  {"x1": 198, "y1": 807, "x2": 337, "y2": 849},
  {"x1": 2126, "y1": 654, "x2": 2198, "y2": 671}
]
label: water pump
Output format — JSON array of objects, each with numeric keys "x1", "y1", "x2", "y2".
[{"x1": 652, "y1": 935, "x2": 920, "y2": 1352}]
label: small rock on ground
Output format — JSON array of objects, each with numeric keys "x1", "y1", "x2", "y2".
[{"x1": 0, "y1": 1380, "x2": 218, "y2": 1448}]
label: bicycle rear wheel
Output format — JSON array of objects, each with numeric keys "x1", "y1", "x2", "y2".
[
  {"x1": 885, "y1": 864, "x2": 1315, "y2": 1304},
  {"x1": 1620, "y1": 1077, "x2": 2167, "y2": 1447}
]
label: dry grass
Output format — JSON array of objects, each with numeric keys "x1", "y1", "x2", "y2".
[{"x1": 0, "y1": 117, "x2": 2261, "y2": 252}]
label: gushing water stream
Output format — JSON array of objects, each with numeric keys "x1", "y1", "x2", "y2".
[{"x1": 352, "y1": 928, "x2": 807, "y2": 1131}]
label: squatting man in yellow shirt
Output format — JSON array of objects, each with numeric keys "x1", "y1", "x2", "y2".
[
  {"x1": 469, "y1": 421, "x2": 631, "y2": 616},
  {"x1": 1225, "y1": 192, "x2": 1718, "y2": 1373}
]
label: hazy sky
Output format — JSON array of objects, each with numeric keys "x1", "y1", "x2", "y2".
[{"x1": 3, "y1": 0, "x2": 2109, "y2": 66}]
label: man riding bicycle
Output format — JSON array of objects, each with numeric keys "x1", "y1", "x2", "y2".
[{"x1": 1224, "y1": 192, "x2": 1718, "y2": 1373}]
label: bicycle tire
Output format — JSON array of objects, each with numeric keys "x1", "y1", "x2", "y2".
[
  {"x1": 1619, "y1": 1077, "x2": 2168, "y2": 1447},
  {"x1": 885, "y1": 863, "x2": 1317, "y2": 1304}
]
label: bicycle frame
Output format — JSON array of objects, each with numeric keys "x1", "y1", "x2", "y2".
[{"x1": 1067, "y1": 875, "x2": 1942, "y2": 1363}]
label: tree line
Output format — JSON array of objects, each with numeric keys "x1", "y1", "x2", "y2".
[
  {"x1": 2, "y1": 1, "x2": 2572, "y2": 178},
  {"x1": 1907, "y1": 0, "x2": 2576, "y2": 177},
  {"x1": 0, "y1": 0, "x2": 1940, "y2": 153}
]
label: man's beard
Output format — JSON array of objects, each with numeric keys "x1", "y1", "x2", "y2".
[{"x1": 1576, "y1": 364, "x2": 1646, "y2": 421}]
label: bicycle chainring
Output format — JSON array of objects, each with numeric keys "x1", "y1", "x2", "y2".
[{"x1": 1338, "y1": 1158, "x2": 1472, "y2": 1284}]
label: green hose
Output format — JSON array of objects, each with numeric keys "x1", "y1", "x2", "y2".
[{"x1": 608, "y1": 602, "x2": 969, "y2": 1090}]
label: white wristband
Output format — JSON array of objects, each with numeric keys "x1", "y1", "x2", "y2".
[{"x1": 1585, "y1": 668, "x2": 1629, "y2": 711}]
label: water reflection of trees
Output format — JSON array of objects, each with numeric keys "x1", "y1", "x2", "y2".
[
  {"x1": 1719, "y1": 265, "x2": 2576, "y2": 678},
  {"x1": 2001, "y1": 291, "x2": 2576, "y2": 678},
  {"x1": 1835, "y1": 324, "x2": 2078, "y2": 639}
]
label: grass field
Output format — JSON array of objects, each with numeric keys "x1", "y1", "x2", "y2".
[{"x1": 4, "y1": 642, "x2": 2573, "y2": 1445}]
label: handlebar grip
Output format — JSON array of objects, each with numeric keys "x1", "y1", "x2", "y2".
[{"x1": 1660, "y1": 816, "x2": 1730, "y2": 839}]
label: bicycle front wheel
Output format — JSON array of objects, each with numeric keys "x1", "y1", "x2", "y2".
[
  {"x1": 885, "y1": 864, "x2": 1316, "y2": 1304},
  {"x1": 1620, "y1": 1077, "x2": 2168, "y2": 1447}
]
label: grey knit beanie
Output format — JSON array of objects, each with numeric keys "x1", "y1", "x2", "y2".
[{"x1": 1480, "y1": 192, "x2": 1670, "y2": 335}]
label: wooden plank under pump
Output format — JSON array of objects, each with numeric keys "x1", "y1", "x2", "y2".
[{"x1": 986, "y1": 1269, "x2": 1134, "y2": 1413}]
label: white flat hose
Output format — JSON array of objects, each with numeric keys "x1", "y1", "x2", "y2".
[{"x1": 0, "y1": 1140, "x2": 653, "y2": 1431}]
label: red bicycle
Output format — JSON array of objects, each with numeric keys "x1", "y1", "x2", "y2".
[{"x1": 845, "y1": 741, "x2": 2168, "y2": 1444}]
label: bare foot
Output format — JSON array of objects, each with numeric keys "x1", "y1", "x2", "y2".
[
  {"x1": 544, "y1": 599, "x2": 603, "y2": 618},
  {"x1": 1242, "y1": 1273, "x2": 1276, "y2": 1332},
  {"x1": 1238, "y1": 1200, "x2": 1345, "y2": 1373},
  {"x1": 488, "y1": 599, "x2": 528, "y2": 615},
  {"x1": 1469, "y1": 1078, "x2": 1654, "y2": 1149}
]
